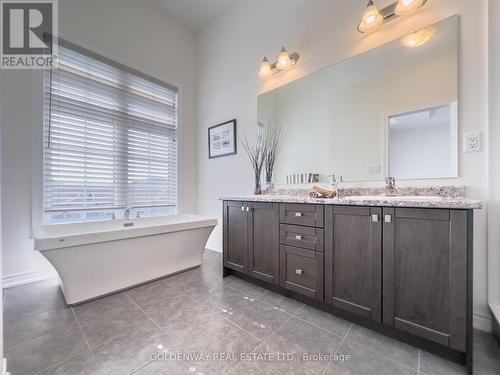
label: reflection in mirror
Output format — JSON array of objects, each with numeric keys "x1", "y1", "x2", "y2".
[
  {"x1": 388, "y1": 103, "x2": 458, "y2": 179},
  {"x1": 257, "y1": 16, "x2": 458, "y2": 185}
]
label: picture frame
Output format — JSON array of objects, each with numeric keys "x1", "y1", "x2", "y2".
[{"x1": 208, "y1": 119, "x2": 237, "y2": 159}]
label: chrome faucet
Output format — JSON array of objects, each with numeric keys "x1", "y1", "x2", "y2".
[{"x1": 124, "y1": 206, "x2": 132, "y2": 220}]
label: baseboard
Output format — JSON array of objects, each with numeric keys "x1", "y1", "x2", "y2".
[
  {"x1": 2, "y1": 269, "x2": 56, "y2": 289},
  {"x1": 206, "y1": 240, "x2": 222, "y2": 253},
  {"x1": 3, "y1": 358, "x2": 9, "y2": 375},
  {"x1": 473, "y1": 311, "x2": 493, "y2": 332}
]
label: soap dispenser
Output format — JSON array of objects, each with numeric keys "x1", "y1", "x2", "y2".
[{"x1": 328, "y1": 174, "x2": 340, "y2": 197}]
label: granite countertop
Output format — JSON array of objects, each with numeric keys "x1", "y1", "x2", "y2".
[{"x1": 220, "y1": 194, "x2": 482, "y2": 210}]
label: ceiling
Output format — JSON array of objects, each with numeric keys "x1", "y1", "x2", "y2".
[{"x1": 146, "y1": 0, "x2": 235, "y2": 32}]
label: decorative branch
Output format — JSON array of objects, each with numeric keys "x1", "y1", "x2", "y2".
[
  {"x1": 263, "y1": 123, "x2": 283, "y2": 187},
  {"x1": 241, "y1": 130, "x2": 267, "y2": 195}
]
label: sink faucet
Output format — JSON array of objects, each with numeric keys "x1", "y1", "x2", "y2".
[
  {"x1": 383, "y1": 177, "x2": 397, "y2": 196},
  {"x1": 124, "y1": 206, "x2": 132, "y2": 220}
]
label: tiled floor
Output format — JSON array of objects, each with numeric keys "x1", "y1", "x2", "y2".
[{"x1": 3, "y1": 249, "x2": 500, "y2": 375}]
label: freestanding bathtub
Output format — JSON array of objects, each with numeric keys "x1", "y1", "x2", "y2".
[{"x1": 33, "y1": 214, "x2": 217, "y2": 305}]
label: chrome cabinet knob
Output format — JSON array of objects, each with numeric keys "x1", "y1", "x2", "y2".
[
  {"x1": 295, "y1": 269, "x2": 303, "y2": 275},
  {"x1": 371, "y1": 214, "x2": 379, "y2": 223},
  {"x1": 384, "y1": 215, "x2": 392, "y2": 223},
  {"x1": 246, "y1": 206, "x2": 251, "y2": 212},
  {"x1": 241, "y1": 206, "x2": 245, "y2": 211}
]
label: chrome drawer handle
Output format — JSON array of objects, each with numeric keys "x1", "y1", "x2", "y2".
[
  {"x1": 295, "y1": 235, "x2": 303, "y2": 240},
  {"x1": 384, "y1": 215, "x2": 392, "y2": 223},
  {"x1": 295, "y1": 212, "x2": 303, "y2": 217},
  {"x1": 246, "y1": 206, "x2": 251, "y2": 212},
  {"x1": 371, "y1": 214, "x2": 379, "y2": 223},
  {"x1": 296, "y1": 269, "x2": 303, "y2": 275},
  {"x1": 241, "y1": 206, "x2": 245, "y2": 211}
]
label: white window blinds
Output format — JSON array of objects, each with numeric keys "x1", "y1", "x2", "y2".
[{"x1": 43, "y1": 44, "x2": 178, "y2": 220}]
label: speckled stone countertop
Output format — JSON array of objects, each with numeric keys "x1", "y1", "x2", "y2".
[{"x1": 220, "y1": 194, "x2": 482, "y2": 210}]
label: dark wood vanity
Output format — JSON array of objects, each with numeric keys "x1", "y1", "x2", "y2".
[{"x1": 222, "y1": 199, "x2": 476, "y2": 371}]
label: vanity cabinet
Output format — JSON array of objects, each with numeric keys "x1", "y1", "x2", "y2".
[
  {"x1": 382, "y1": 208, "x2": 469, "y2": 352},
  {"x1": 324, "y1": 206, "x2": 382, "y2": 322},
  {"x1": 222, "y1": 199, "x2": 475, "y2": 368},
  {"x1": 222, "y1": 201, "x2": 280, "y2": 284}
]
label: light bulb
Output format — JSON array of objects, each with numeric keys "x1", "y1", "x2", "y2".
[
  {"x1": 400, "y1": 26, "x2": 437, "y2": 48},
  {"x1": 259, "y1": 56, "x2": 271, "y2": 77},
  {"x1": 358, "y1": 1, "x2": 384, "y2": 33},
  {"x1": 395, "y1": 0, "x2": 425, "y2": 16},
  {"x1": 277, "y1": 47, "x2": 291, "y2": 70}
]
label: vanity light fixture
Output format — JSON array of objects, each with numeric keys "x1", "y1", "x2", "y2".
[
  {"x1": 358, "y1": 0, "x2": 429, "y2": 33},
  {"x1": 358, "y1": 1, "x2": 384, "y2": 33},
  {"x1": 400, "y1": 26, "x2": 437, "y2": 48},
  {"x1": 395, "y1": 0, "x2": 427, "y2": 15},
  {"x1": 258, "y1": 46, "x2": 300, "y2": 78}
]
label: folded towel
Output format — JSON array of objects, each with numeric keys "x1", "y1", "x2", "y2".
[
  {"x1": 308, "y1": 185, "x2": 338, "y2": 199},
  {"x1": 308, "y1": 191, "x2": 322, "y2": 198}
]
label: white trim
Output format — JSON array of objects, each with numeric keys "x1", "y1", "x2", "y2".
[
  {"x1": 3, "y1": 358, "x2": 9, "y2": 375},
  {"x1": 473, "y1": 311, "x2": 493, "y2": 332},
  {"x1": 206, "y1": 240, "x2": 222, "y2": 253},
  {"x1": 2, "y1": 270, "x2": 56, "y2": 289}
]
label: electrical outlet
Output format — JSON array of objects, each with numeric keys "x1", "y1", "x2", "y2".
[
  {"x1": 367, "y1": 165, "x2": 381, "y2": 174},
  {"x1": 464, "y1": 132, "x2": 482, "y2": 153}
]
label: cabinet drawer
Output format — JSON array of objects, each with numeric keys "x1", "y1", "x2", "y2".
[
  {"x1": 280, "y1": 245, "x2": 323, "y2": 300},
  {"x1": 280, "y1": 224, "x2": 324, "y2": 251},
  {"x1": 280, "y1": 204, "x2": 324, "y2": 227}
]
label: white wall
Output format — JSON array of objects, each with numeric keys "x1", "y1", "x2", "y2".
[
  {"x1": 196, "y1": 0, "x2": 490, "y2": 328},
  {"x1": 0, "y1": 0, "x2": 197, "y2": 285},
  {"x1": 488, "y1": 0, "x2": 500, "y2": 323}
]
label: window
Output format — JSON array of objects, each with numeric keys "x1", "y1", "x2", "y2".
[{"x1": 43, "y1": 43, "x2": 178, "y2": 224}]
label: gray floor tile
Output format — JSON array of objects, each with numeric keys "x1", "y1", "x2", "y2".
[
  {"x1": 173, "y1": 318, "x2": 263, "y2": 374},
  {"x1": 233, "y1": 343, "x2": 315, "y2": 375},
  {"x1": 92, "y1": 328, "x2": 169, "y2": 375},
  {"x1": 473, "y1": 329, "x2": 500, "y2": 374},
  {"x1": 345, "y1": 324, "x2": 419, "y2": 370},
  {"x1": 73, "y1": 292, "x2": 135, "y2": 322},
  {"x1": 6, "y1": 278, "x2": 60, "y2": 296},
  {"x1": 419, "y1": 350, "x2": 466, "y2": 375},
  {"x1": 4, "y1": 287, "x2": 69, "y2": 322},
  {"x1": 4, "y1": 307, "x2": 78, "y2": 348},
  {"x1": 135, "y1": 359, "x2": 233, "y2": 375},
  {"x1": 37, "y1": 350, "x2": 99, "y2": 375},
  {"x1": 257, "y1": 290, "x2": 305, "y2": 314},
  {"x1": 5, "y1": 324, "x2": 88, "y2": 375},
  {"x1": 205, "y1": 286, "x2": 291, "y2": 340},
  {"x1": 294, "y1": 304, "x2": 351, "y2": 337},
  {"x1": 326, "y1": 340, "x2": 418, "y2": 375},
  {"x1": 141, "y1": 293, "x2": 228, "y2": 341},
  {"x1": 266, "y1": 316, "x2": 342, "y2": 374},
  {"x1": 78, "y1": 303, "x2": 159, "y2": 348},
  {"x1": 225, "y1": 278, "x2": 269, "y2": 298},
  {"x1": 126, "y1": 278, "x2": 184, "y2": 307}
]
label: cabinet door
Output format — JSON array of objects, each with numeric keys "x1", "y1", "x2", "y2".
[
  {"x1": 280, "y1": 245, "x2": 324, "y2": 300},
  {"x1": 383, "y1": 208, "x2": 468, "y2": 351},
  {"x1": 223, "y1": 201, "x2": 250, "y2": 273},
  {"x1": 248, "y1": 202, "x2": 280, "y2": 284},
  {"x1": 325, "y1": 206, "x2": 382, "y2": 321}
]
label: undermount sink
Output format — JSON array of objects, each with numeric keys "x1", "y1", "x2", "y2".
[{"x1": 344, "y1": 195, "x2": 443, "y2": 202}]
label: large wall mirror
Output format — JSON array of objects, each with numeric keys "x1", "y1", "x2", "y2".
[{"x1": 257, "y1": 16, "x2": 458, "y2": 184}]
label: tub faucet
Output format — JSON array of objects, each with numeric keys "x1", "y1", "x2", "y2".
[{"x1": 124, "y1": 206, "x2": 132, "y2": 220}]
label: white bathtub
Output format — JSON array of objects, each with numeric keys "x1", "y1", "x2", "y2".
[{"x1": 34, "y1": 214, "x2": 217, "y2": 305}]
